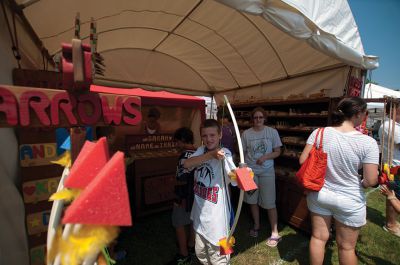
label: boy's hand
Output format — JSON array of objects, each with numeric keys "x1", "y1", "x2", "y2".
[{"x1": 210, "y1": 149, "x2": 225, "y2": 160}]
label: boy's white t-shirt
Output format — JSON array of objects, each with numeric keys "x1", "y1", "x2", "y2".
[
  {"x1": 307, "y1": 127, "x2": 379, "y2": 202},
  {"x1": 190, "y1": 146, "x2": 236, "y2": 246}
]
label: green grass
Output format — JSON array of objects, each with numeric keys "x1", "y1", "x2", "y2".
[{"x1": 116, "y1": 189, "x2": 399, "y2": 265}]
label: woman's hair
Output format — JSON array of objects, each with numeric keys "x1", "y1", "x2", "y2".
[
  {"x1": 201, "y1": 119, "x2": 221, "y2": 133},
  {"x1": 251, "y1": 107, "x2": 267, "y2": 119},
  {"x1": 251, "y1": 107, "x2": 267, "y2": 125},
  {"x1": 173, "y1": 127, "x2": 194, "y2": 144},
  {"x1": 331, "y1": 97, "x2": 367, "y2": 125}
]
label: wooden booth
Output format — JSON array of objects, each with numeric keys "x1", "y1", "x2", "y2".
[
  {"x1": 90, "y1": 85, "x2": 205, "y2": 217},
  {"x1": 3, "y1": 70, "x2": 204, "y2": 265}
]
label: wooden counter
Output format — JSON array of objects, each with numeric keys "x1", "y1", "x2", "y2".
[{"x1": 128, "y1": 155, "x2": 179, "y2": 218}]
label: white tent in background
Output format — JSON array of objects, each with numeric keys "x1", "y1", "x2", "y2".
[{"x1": 364, "y1": 83, "x2": 400, "y2": 109}]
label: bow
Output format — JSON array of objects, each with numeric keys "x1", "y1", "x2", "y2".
[
  {"x1": 219, "y1": 95, "x2": 257, "y2": 255},
  {"x1": 224, "y1": 95, "x2": 245, "y2": 238}
]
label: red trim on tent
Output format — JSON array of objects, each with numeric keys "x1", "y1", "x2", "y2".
[{"x1": 90, "y1": 85, "x2": 205, "y2": 109}]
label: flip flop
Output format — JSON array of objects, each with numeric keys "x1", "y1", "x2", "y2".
[
  {"x1": 266, "y1": 236, "x2": 282, "y2": 247},
  {"x1": 249, "y1": 228, "x2": 260, "y2": 238},
  {"x1": 383, "y1": 225, "x2": 400, "y2": 237}
]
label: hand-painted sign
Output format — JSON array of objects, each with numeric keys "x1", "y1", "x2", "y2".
[
  {"x1": 22, "y1": 176, "x2": 60, "y2": 203},
  {"x1": 19, "y1": 143, "x2": 58, "y2": 167},
  {"x1": 126, "y1": 134, "x2": 178, "y2": 152},
  {"x1": 348, "y1": 76, "x2": 363, "y2": 97},
  {"x1": 26, "y1": 210, "x2": 51, "y2": 235},
  {"x1": 0, "y1": 85, "x2": 142, "y2": 127}
]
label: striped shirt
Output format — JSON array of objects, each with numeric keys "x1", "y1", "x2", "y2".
[{"x1": 307, "y1": 127, "x2": 379, "y2": 202}]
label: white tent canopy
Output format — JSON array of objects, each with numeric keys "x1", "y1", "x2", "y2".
[
  {"x1": 6, "y1": 0, "x2": 377, "y2": 100},
  {"x1": 364, "y1": 83, "x2": 400, "y2": 109},
  {"x1": 364, "y1": 83, "x2": 400, "y2": 99}
]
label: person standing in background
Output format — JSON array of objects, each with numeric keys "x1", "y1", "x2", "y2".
[
  {"x1": 242, "y1": 107, "x2": 282, "y2": 247},
  {"x1": 168, "y1": 127, "x2": 196, "y2": 265}
]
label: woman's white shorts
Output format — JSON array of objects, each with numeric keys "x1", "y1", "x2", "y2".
[{"x1": 307, "y1": 187, "x2": 366, "y2": 227}]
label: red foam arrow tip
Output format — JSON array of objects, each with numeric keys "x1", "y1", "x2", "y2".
[
  {"x1": 62, "y1": 151, "x2": 132, "y2": 226},
  {"x1": 64, "y1": 137, "x2": 109, "y2": 189}
]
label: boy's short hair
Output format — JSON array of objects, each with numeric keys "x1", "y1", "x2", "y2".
[
  {"x1": 201, "y1": 119, "x2": 221, "y2": 133},
  {"x1": 173, "y1": 127, "x2": 194, "y2": 144}
]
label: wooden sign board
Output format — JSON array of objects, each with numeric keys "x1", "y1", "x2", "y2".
[
  {"x1": 30, "y1": 244, "x2": 46, "y2": 265},
  {"x1": 0, "y1": 85, "x2": 142, "y2": 127},
  {"x1": 126, "y1": 134, "x2": 178, "y2": 152},
  {"x1": 19, "y1": 143, "x2": 58, "y2": 167},
  {"x1": 347, "y1": 76, "x2": 363, "y2": 97},
  {"x1": 22, "y1": 176, "x2": 61, "y2": 203},
  {"x1": 26, "y1": 210, "x2": 51, "y2": 235}
]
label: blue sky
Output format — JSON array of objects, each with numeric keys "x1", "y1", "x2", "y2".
[{"x1": 348, "y1": 0, "x2": 400, "y2": 90}]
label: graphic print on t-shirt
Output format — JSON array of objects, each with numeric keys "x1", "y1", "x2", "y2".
[
  {"x1": 194, "y1": 163, "x2": 219, "y2": 204},
  {"x1": 252, "y1": 138, "x2": 270, "y2": 158}
]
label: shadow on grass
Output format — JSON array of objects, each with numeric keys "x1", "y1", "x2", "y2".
[
  {"x1": 275, "y1": 228, "x2": 337, "y2": 265},
  {"x1": 366, "y1": 205, "x2": 386, "y2": 227},
  {"x1": 276, "y1": 233, "x2": 309, "y2": 265},
  {"x1": 114, "y1": 211, "x2": 177, "y2": 265},
  {"x1": 358, "y1": 252, "x2": 397, "y2": 265}
]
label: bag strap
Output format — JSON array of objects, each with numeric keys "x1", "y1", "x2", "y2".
[{"x1": 313, "y1": 128, "x2": 325, "y2": 149}]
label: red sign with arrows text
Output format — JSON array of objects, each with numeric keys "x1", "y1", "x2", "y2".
[{"x1": 0, "y1": 85, "x2": 142, "y2": 127}]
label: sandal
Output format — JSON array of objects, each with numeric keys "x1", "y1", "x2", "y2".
[
  {"x1": 383, "y1": 225, "x2": 400, "y2": 237},
  {"x1": 249, "y1": 228, "x2": 260, "y2": 238},
  {"x1": 266, "y1": 236, "x2": 282, "y2": 247}
]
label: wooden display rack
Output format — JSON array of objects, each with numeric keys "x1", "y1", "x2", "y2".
[{"x1": 232, "y1": 97, "x2": 341, "y2": 233}]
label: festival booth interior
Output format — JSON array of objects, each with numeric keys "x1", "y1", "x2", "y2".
[{"x1": 1, "y1": 0, "x2": 379, "y2": 264}]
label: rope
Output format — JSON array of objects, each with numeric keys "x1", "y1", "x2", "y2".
[
  {"x1": 381, "y1": 99, "x2": 386, "y2": 172},
  {"x1": 365, "y1": 70, "x2": 373, "y2": 98},
  {"x1": 390, "y1": 103, "x2": 397, "y2": 167},
  {"x1": 387, "y1": 99, "x2": 393, "y2": 166},
  {"x1": 1, "y1": 1, "x2": 21, "y2": 68},
  {"x1": 11, "y1": 11, "x2": 21, "y2": 68}
]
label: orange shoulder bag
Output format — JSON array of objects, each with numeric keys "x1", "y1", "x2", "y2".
[{"x1": 296, "y1": 128, "x2": 327, "y2": 191}]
